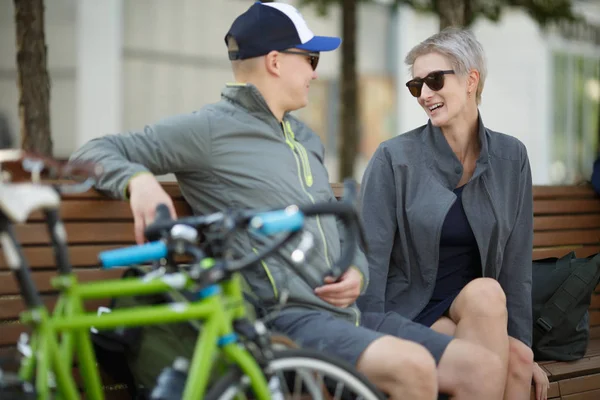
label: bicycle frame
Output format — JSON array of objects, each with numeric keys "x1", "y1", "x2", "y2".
[
  {"x1": 11, "y1": 242, "x2": 270, "y2": 400},
  {"x1": 1, "y1": 157, "x2": 364, "y2": 400}
]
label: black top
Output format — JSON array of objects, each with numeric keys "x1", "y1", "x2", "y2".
[{"x1": 414, "y1": 185, "x2": 482, "y2": 327}]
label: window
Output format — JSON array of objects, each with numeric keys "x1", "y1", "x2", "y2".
[{"x1": 550, "y1": 50, "x2": 600, "y2": 184}]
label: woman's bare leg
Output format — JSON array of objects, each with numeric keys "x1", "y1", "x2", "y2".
[{"x1": 430, "y1": 279, "x2": 533, "y2": 400}]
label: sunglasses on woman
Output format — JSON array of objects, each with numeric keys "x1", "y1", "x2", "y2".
[
  {"x1": 405, "y1": 70, "x2": 455, "y2": 97},
  {"x1": 280, "y1": 49, "x2": 320, "y2": 71}
]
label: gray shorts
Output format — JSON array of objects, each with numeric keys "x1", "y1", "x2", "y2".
[{"x1": 267, "y1": 310, "x2": 453, "y2": 367}]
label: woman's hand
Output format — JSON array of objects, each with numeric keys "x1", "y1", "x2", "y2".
[{"x1": 533, "y1": 362, "x2": 549, "y2": 400}]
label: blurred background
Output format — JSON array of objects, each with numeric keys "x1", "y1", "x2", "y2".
[{"x1": 0, "y1": 0, "x2": 599, "y2": 185}]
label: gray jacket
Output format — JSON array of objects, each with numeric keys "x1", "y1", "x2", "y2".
[
  {"x1": 70, "y1": 83, "x2": 369, "y2": 325},
  {"x1": 357, "y1": 116, "x2": 533, "y2": 346}
]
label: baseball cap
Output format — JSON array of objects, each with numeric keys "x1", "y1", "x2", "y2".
[{"x1": 225, "y1": 1, "x2": 342, "y2": 60}]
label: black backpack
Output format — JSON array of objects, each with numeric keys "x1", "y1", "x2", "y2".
[{"x1": 532, "y1": 252, "x2": 600, "y2": 361}]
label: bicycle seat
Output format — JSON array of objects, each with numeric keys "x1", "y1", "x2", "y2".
[
  {"x1": 0, "y1": 183, "x2": 60, "y2": 223},
  {"x1": 0, "y1": 149, "x2": 101, "y2": 183}
]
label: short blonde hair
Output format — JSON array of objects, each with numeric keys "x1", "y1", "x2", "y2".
[{"x1": 405, "y1": 28, "x2": 487, "y2": 104}]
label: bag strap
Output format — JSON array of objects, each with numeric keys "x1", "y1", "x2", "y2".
[{"x1": 534, "y1": 252, "x2": 600, "y2": 342}]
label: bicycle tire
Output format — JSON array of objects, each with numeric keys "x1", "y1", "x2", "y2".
[{"x1": 205, "y1": 348, "x2": 386, "y2": 400}]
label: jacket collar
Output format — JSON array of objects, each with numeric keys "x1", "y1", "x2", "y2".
[
  {"x1": 221, "y1": 83, "x2": 283, "y2": 127},
  {"x1": 421, "y1": 112, "x2": 490, "y2": 189}
]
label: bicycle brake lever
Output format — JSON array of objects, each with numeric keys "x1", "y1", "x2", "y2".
[
  {"x1": 290, "y1": 231, "x2": 314, "y2": 265},
  {"x1": 288, "y1": 231, "x2": 325, "y2": 289}
]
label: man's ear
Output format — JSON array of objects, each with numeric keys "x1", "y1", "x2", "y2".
[{"x1": 265, "y1": 51, "x2": 282, "y2": 77}]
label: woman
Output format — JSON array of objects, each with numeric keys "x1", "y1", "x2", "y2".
[{"x1": 357, "y1": 28, "x2": 549, "y2": 400}]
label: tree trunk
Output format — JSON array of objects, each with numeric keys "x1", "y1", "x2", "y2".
[
  {"x1": 14, "y1": 0, "x2": 53, "y2": 156},
  {"x1": 338, "y1": 0, "x2": 359, "y2": 180},
  {"x1": 436, "y1": 0, "x2": 470, "y2": 30}
]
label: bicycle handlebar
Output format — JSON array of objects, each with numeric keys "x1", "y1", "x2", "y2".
[
  {"x1": 98, "y1": 179, "x2": 364, "y2": 289},
  {"x1": 99, "y1": 241, "x2": 168, "y2": 268}
]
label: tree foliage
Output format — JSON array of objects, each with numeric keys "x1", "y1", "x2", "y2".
[{"x1": 296, "y1": 0, "x2": 578, "y2": 179}]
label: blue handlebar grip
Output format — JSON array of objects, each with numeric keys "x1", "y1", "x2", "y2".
[
  {"x1": 98, "y1": 241, "x2": 168, "y2": 268},
  {"x1": 251, "y1": 209, "x2": 304, "y2": 236}
]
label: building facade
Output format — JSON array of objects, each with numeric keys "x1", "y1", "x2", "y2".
[{"x1": 0, "y1": 0, "x2": 598, "y2": 184}]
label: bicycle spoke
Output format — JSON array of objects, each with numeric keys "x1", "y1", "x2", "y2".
[
  {"x1": 275, "y1": 370, "x2": 291, "y2": 398},
  {"x1": 293, "y1": 369, "x2": 303, "y2": 400},
  {"x1": 333, "y1": 380, "x2": 345, "y2": 400}
]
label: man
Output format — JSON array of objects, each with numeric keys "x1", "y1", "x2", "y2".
[{"x1": 71, "y1": 2, "x2": 505, "y2": 399}]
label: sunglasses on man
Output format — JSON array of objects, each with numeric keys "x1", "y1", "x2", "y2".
[
  {"x1": 405, "y1": 70, "x2": 455, "y2": 97},
  {"x1": 280, "y1": 49, "x2": 320, "y2": 71}
]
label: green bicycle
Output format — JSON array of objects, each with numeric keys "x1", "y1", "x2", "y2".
[{"x1": 0, "y1": 151, "x2": 384, "y2": 400}]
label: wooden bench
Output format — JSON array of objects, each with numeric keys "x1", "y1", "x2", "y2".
[
  {"x1": 528, "y1": 185, "x2": 600, "y2": 400},
  {"x1": 1, "y1": 182, "x2": 600, "y2": 399}
]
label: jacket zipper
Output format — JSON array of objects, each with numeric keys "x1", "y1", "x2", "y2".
[
  {"x1": 284, "y1": 122, "x2": 360, "y2": 325},
  {"x1": 282, "y1": 121, "x2": 331, "y2": 269},
  {"x1": 252, "y1": 247, "x2": 279, "y2": 299},
  {"x1": 285, "y1": 121, "x2": 313, "y2": 187}
]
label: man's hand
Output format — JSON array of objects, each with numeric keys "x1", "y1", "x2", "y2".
[
  {"x1": 533, "y1": 362, "x2": 549, "y2": 400},
  {"x1": 314, "y1": 267, "x2": 362, "y2": 308},
  {"x1": 128, "y1": 173, "x2": 178, "y2": 244}
]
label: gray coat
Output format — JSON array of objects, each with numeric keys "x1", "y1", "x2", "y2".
[
  {"x1": 357, "y1": 116, "x2": 533, "y2": 346},
  {"x1": 70, "y1": 83, "x2": 369, "y2": 325}
]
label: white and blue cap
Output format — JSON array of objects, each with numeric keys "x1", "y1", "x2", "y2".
[{"x1": 226, "y1": 1, "x2": 342, "y2": 60}]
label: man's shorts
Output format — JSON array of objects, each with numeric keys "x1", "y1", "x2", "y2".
[{"x1": 268, "y1": 309, "x2": 453, "y2": 367}]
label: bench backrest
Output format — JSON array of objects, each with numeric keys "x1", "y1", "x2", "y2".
[{"x1": 1, "y1": 183, "x2": 600, "y2": 350}]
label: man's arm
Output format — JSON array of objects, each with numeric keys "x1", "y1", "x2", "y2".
[
  {"x1": 69, "y1": 111, "x2": 212, "y2": 199},
  {"x1": 498, "y1": 144, "x2": 534, "y2": 347},
  {"x1": 355, "y1": 148, "x2": 397, "y2": 315}
]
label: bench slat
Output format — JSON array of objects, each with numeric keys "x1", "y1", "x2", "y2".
[
  {"x1": 60, "y1": 182, "x2": 186, "y2": 200},
  {"x1": 0, "y1": 245, "x2": 122, "y2": 271},
  {"x1": 538, "y1": 382, "x2": 561, "y2": 399},
  {"x1": 27, "y1": 200, "x2": 191, "y2": 222},
  {"x1": 535, "y1": 215, "x2": 600, "y2": 231},
  {"x1": 533, "y1": 230, "x2": 600, "y2": 247},
  {"x1": 59, "y1": 184, "x2": 594, "y2": 202},
  {"x1": 15, "y1": 222, "x2": 136, "y2": 245},
  {"x1": 543, "y1": 353, "x2": 600, "y2": 381},
  {"x1": 0, "y1": 268, "x2": 124, "y2": 296},
  {"x1": 562, "y1": 388, "x2": 600, "y2": 399},
  {"x1": 559, "y1": 373, "x2": 600, "y2": 396},
  {"x1": 591, "y1": 293, "x2": 600, "y2": 309},
  {"x1": 532, "y1": 246, "x2": 600, "y2": 260},
  {"x1": 534, "y1": 200, "x2": 600, "y2": 215},
  {"x1": 591, "y1": 311, "x2": 600, "y2": 327},
  {"x1": 0, "y1": 323, "x2": 29, "y2": 347},
  {"x1": 533, "y1": 186, "x2": 600, "y2": 200},
  {"x1": 0, "y1": 295, "x2": 111, "y2": 321}
]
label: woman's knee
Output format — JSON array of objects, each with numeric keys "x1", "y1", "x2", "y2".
[
  {"x1": 508, "y1": 337, "x2": 534, "y2": 380},
  {"x1": 451, "y1": 278, "x2": 507, "y2": 320}
]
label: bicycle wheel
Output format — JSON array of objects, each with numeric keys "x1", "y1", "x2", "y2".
[{"x1": 206, "y1": 348, "x2": 386, "y2": 400}]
